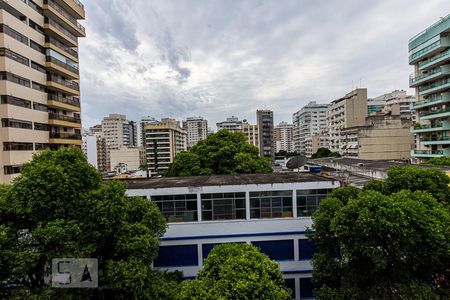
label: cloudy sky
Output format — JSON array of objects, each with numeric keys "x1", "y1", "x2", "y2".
[{"x1": 79, "y1": 0, "x2": 449, "y2": 128}]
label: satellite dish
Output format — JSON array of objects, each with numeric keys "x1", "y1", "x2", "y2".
[{"x1": 286, "y1": 156, "x2": 307, "y2": 170}]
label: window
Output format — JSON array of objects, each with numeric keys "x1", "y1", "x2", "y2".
[
  {"x1": 30, "y1": 40, "x2": 45, "y2": 54},
  {"x1": 201, "y1": 192, "x2": 246, "y2": 221},
  {"x1": 152, "y1": 194, "x2": 197, "y2": 222},
  {"x1": 0, "y1": 48, "x2": 29, "y2": 66},
  {"x1": 250, "y1": 190, "x2": 293, "y2": 219},
  {"x1": 0, "y1": 24, "x2": 28, "y2": 45},
  {"x1": 28, "y1": 0, "x2": 43, "y2": 14},
  {"x1": 285, "y1": 279, "x2": 296, "y2": 300},
  {"x1": 34, "y1": 122, "x2": 50, "y2": 131},
  {"x1": 4, "y1": 165, "x2": 22, "y2": 175},
  {"x1": 153, "y1": 245, "x2": 198, "y2": 267},
  {"x1": 46, "y1": 49, "x2": 79, "y2": 69},
  {"x1": 1, "y1": 118, "x2": 32, "y2": 129},
  {"x1": 33, "y1": 102, "x2": 48, "y2": 112},
  {"x1": 31, "y1": 61, "x2": 46, "y2": 73},
  {"x1": 3, "y1": 142, "x2": 33, "y2": 151},
  {"x1": 300, "y1": 277, "x2": 314, "y2": 298},
  {"x1": 32, "y1": 81, "x2": 46, "y2": 92},
  {"x1": 0, "y1": 72, "x2": 30, "y2": 87},
  {"x1": 29, "y1": 19, "x2": 44, "y2": 34},
  {"x1": 35, "y1": 143, "x2": 50, "y2": 150},
  {"x1": 251, "y1": 240, "x2": 294, "y2": 261},
  {"x1": 299, "y1": 239, "x2": 318, "y2": 260},
  {"x1": 0, "y1": 95, "x2": 31, "y2": 109},
  {"x1": 202, "y1": 243, "x2": 221, "y2": 260},
  {"x1": 297, "y1": 189, "x2": 332, "y2": 217}
]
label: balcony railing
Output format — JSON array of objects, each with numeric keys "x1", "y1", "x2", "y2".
[
  {"x1": 48, "y1": 113, "x2": 81, "y2": 123},
  {"x1": 420, "y1": 107, "x2": 450, "y2": 117},
  {"x1": 46, "y1": 37, "x2": 78, "y2": 58},
  {"x1": 419, "y1": 78, "x2": 450, "y2": 95},
  {"x1": 45, "y1": 18, "x2": 77, "y2": 42},
  {"x1": 411, "y1": 123, "x2": 444, "y2": 131},
  {"x1": 409, "y1": 39, "x2": 442, "y2": 62},
  {"x1": 413, "y1": 150, "x2": 444, "y2": 155},
  {"x1": 418, "y1": 49, "x2": 450, "y2": 69},
  {"x1": 50, "y1": 132, "x2": 81, "y2": 139},
  {"x1": 409, "y1": 14, "x2": 450, "y2": 49},
  {"x1": 46, "y1": 56, "x2": 78, "y2": 75},
  {"x1": 44, "y1": 0, "x2": 85, "y2": 33},
  {"x1": 47, "y1": 75, "x2": 79, "y2": 91},
  {"x1": 48, "y1": 94, "x2": 80, "y2": 107},
  {"x1": 410, "y1": 68, "x2": 442, "y2": 85},
  {"x1": 421, "y1": 136, "x2": 450, "y2": 142}
]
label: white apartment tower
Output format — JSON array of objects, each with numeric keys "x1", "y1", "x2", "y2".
[
  {"x1": 182, "y1": 116, "x2": 208, "y2": 148},
  {"x1": 274, "y1": 122, "x2": 294, "y2": 153},
  {"x1": 216, "y1": 116, "x2": 243, "y2": 133}
]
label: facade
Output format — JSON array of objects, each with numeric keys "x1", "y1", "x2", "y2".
[
  {"x1": 137, "y1": 116, "x2": 158, "y2": 147},
  {"x1": 274, "y1": 121, "x2": 295, "y2": 153},
  {"x1": 0, "y1": 0, "x2": 85, "y2": 183},
  {"x1": 257, "y1": 110, "x2": 274, "y2": 161},
  {"x1": 110, "y1": 146, "x2": 145, "y2": 171},
  {"x1": 409, "y1": 15, "x2": 450, "y2": 160},
  {"x1": 292, "y1": 102, "x2": 328, "y2": 155},
  {"x1": 182, "y1": 116, "x2": 208, "y2": 148},
  {"x1": 126, "y1": 172, "x2": 339, "y2": 300},
  {"x1": 304, "y1": 131, "x2": 329, "y2": 158},
  {"x1": 242, "y1": 122, "x2": 258, "y2": 147},
  {"x1": 367, "y1": 90, "x2": 416, "y2": 120},
  {"x1": 328, "y1": 88, "x2": 368, "y2": 155},
  {"x1": 216, "y1": 116, "x2": 243, "y2": 133},
  {"x1": 82, "y1": 134, "x2": 97, "y2": 168},
  {"x1": 143, "y1": 118, "x2": 187, "y2": 175}
]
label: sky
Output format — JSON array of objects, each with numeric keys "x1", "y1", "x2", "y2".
[{"x1": 79, "y1": 0, "x2": 449, "y2": 128}]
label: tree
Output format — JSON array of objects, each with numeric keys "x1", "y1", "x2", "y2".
[
  {"x1": 311, "y1": 148, "x2": 341, "y2": 159},
  {"x1": 176, "y1": 243, "x2": 291, "y2": 299},
  {"x1": 0, "y1": 148, "x2": 181, "y2": 299},
  {"x1": 166, "y1": 130, "x2": 272, "y2": 176},
  {"x1": 422, "y1": 157, "x2": 450, "y2": 166},
  {"x1": 275, "y1": 150, "x2": 298, "y2": 158},
  {"x1": 311, "y1": 168, "x2": 450, "y2": 299}
]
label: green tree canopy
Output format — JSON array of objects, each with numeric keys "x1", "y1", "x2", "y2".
[
  {"x1": 166, "y1": 130, "x2": 272, "y2": 176},
  {"x1": 311, "y1": 167, "x2": 450, "y2": 299},
  {"x1": 0, "y1": 147, "x2": 180, "y2": 299},
  {"x1": 311, "y1": 148, "x2": 341, "y2": 159},
  {"x1": 176, "y1": 243, "x2": 291, "y2": 299}
]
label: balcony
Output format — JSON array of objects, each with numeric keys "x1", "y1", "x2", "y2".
[
  {"x1": 418, "y1": 49, "x2": 450, "y2": 70},
  {"x1": 419, "y1": 78, "x2": 450, "y2": 96},
  {"x1": 409, "y1": 37, "x2": 450, "y2": 64},
  {"x1": 411, "y1": 149, "x2": 450, "y2": 158},
  {"x1": 410, "y1": 121, "x2": 450, "y2": 133},
  {"x1": 420, "y1": 135, "x2": 450, "y2": 145},
  {"x1": 46, "y1": 56, "x2": 79, "y2": 79},
  {"x1": 420, "y1": 106, "x2": 450, "y2": 120},
  {"x1": 409, "y1": 14, "x2": 450, "y2": 51},
  {"x1": 43, "y1": 0, "x2": 85, "y2": 37},
  {"x1": 47, "y1": 94, "x2": 80, "y2": 111},
  {"x1": 411, "y1": 92, "x2": 450, "y2": 109},
  {"x1": 59, "y1": 0, "x2": 85, "y2": 20},
  {"x1": 48, "y1": 113, "x2": 81, "y2": 127},
  {"x1": 44, "y1": 17, "x2": 77, "y2": 47},
  {"x1": 49, "y1": 132, "x2": 81, "y2": 144},
  {"x1": 410, "y1": 65, "x2": 450, "y2": 87},
  {"x1": 47, "y1": 75, "x2": 80, "y2": 95},
  {"x1": 45, "y1": 37, "x2": 78, "y2": 61}
]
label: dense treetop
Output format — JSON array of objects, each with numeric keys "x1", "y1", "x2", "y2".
[{"x1": 311, "y1": 148, "x2": 341, "y2": 159}]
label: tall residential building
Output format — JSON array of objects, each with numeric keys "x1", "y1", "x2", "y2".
[
  {"x1": 292, "y1": 101, "x2": 328, "y2": 154},
  {"x1": 242, "y1": 122, "x2": 258, "y2": 147},
  {"x1": 257, "y1": 110, "x2": 274, "y2": 161},
  {"x1": 143, "y1": 118, "x2": 187, "y2": 175},
  {"x1": 110, "y1": 146, "x2": 145, "y2": 171},
  {"x1": 409, "y1": 15, "x2": 450, "y2": 160},
  {"x1": 304, "y1": 130, "x2": 329, "y2": 158},
  {"x1": 137, "y1": 116, "x2": 158, "y2": 147},
  {"x1": 182, "y1": 116, "x2": 208, "y2": 148},
  {"x1": 216, "y1": 116, "x2": 243, "y2": 133},
  {"x1": 274, "y1": 122, "x2": 294, "y2": 153},
  {"x1": 367, "y1": 90, "x2": 417, "y2": 120},
  {"x1": 328, "y1": 88, "x2": 368, "y2": 155},
  {"x1": 0, "y1": 0, "x2": 85, "y2": 183}
]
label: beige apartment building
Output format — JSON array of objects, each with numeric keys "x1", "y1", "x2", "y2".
[
  {"x1": 110, "y1": 146, "x2": 145, "y2": 172},
  {"x1": 304, "y1": 130, "x2": 329, "y2": 158},
  {"x1": 274, "y1": 121, "x2": 294, "y2": 153},
  {"x1": 242, "y1": 122, "x2": 258, "y2": 147},
  {"x1": 143, "y1": 118, "x2": 187, "y2": 175},
  {"x1": 0, "y1": 0, "x2": 85, "y2": 183}
]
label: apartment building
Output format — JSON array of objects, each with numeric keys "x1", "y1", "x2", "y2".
[
  {"x1": 409, "y1": 15, "x2": 450, "y2": 160},
  {"x1": 137, "y1": 116, "x2": 158, "y2": 147},
  {"x1": 242, "y1": 122, "x2": 258, "y2": 147},
  {"x1": 292, "y1": 101, "x2": 328, "y2": 155},
  {"x1": 0, "y1": 0, "x2": 85, "y2": 183},
  {"x1": 368, "y1": 90, "x2": 416, "y2": 120},
  {"x1": 216, "y1": 116, "x2": 243, "y2": 133},
  {"x1": 257, "y1": 110, "x2": 274, "y2": 161},
  {"x1": 304, "y1": 131, "x2": 329, "y2": 158},
  {"x1": 182, "y1": 116, "x2": 208, "y2": 148},
  {"x1": 110, "y1": 146, "x2": 145, "y2": 171},
  {"x1": 328, "y1": 89, "x2": 368, "y2": 155},
  {"x1": 143, "y1": 118, "x2": 187, "y2": 175},
  {"x1": 274, "y1": 121, "x2": 294, "y2": 153}
]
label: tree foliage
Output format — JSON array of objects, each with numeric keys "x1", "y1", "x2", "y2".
[
  {"x1": 422, "y1": 157, "x2": 450, "y2": 166},
  {"x1": 176, "y1": 243, "x2": 291, "y2": 300},
  {"x1": 311, "y1": 148, "x2": 341, "y2": 159},
  {"x1": 166, "y1": 130, "x2": 272, "y2": 176},
  {"x1": 0, "y1": 147, "x2": 181, "y2": 299},
  {"x1": 275, "y1": 150, "x2": 298, "y2": 158},
  {"x1": 311, "y1": 167, "x2": 450, "y2": 299}
]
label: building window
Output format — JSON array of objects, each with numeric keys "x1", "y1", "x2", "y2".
[
  {"x1": 251, "y1": 240, "x2": 294, "y2": 261},
  {"x1": 153, "y1": 245, "x2": 198, "y2": 267},
  {"x1": 0, "y1": 72, "x2": 30, "y2": 87},
  {"x1": 0, "y1": 48, "x2": 29, "y2": 66},
  {"x1": 3, "y1": 142, "x2": 33, "y2": 151},
  {"x1": 300, "y1": 277, "x2": 314, "y2": 298},
  {"x1": 299, "y1": 239, "x2": 318, "y2": 260},
  {"x1": 0, "y1": 95, "x2": 31, "y2": 109},
  {"x1": 202, "y1": 243, "x2": 222, "y2": 260},
  {"x1": 31, "y1": 61, "x2": 46, "y2": 73},
  {"x1": 250, "y1": 190, "x2": 293, "y2": 218},
  {"x1": 34, "y1": 122, "x2": 50, "y2": 131},
  {"x1": 1, "y1": 118, "x2": 32, "y2": 129},
  {"x1": 33, "y1": 102, "x2": 48, "y2": 112},
  {"x1": 30, "y1": 40, "x2": 45, "y2": 54},
  {"x1": 28, "y1": 0, "x2": 43, "y2": 14},
  {"x1": 0, "y1": 24, "x2": 28, "y2": 45},
  {"x1": 297, "y1": 189, "x2": 332, "y2": 217},
  {"x1": 285, "y1": 278, "x2": 296, "y2": 300},
  {"x1": 152, "y1": 194, "x2": 197, "y2": 222},
  {"x1": 35, "y1": 143, "x2": 50, "y2": 150},
  {"x1": 201, "y1": 192, "x2": 246, "y2": 221},
  {"x1": 4, "y1": 165, "x2": 22, "y2": 175},
  {"x1": 29, "y1": 19, "x2": 44, "y2": 34},
  {"x1": 32, "y1": 81, "x2": 46, "y2": 93}
]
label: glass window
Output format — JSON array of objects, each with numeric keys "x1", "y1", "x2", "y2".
[
  {"x1": 299, "y1": 239, "x2": 318, "y2": 260},
  {"x1": 249, "y1": 190, "x2": 292, "y2": 219},
  {"x1": 152, "y1": 194, "x2": 197, "y2": 222},
  {"x1": 0, "y1": 24, "x2": 28, "y2": 45},
  {"x1": 3, "y1": 142, "x2": 33, "y2": 151},
  {"x1": 284, "y1": 279, "x2": 296, "y2": 300},
  {"x1": 251, "y1": 240, "x2": 294, "y2": 261},
  {"x1": 297, "y1": 188, "x2": 332, "y2": 217},
  {"x1": 201, "y1": 192, "x2": 246, "y2": 221},
  {"x1": 0, "y1": 95, "x2": 31, "y2": 109},
  {"x1": 4, "y1": 165, "x2": 21, "y2": 175},
  {"x1": 1, "y1": 118, "x2": 32, "y2": 129},
  {"x1": 300, "y1": 277, "x2": 314, "y2": 298},
  {"x1": 0, "y1": 48, "x2": 29, "y2": 66},
  {"x1": 33, "y1": 102, "x2": 48, "y2": 112},
  {"x1": 154, "y1": 245, "x2": 198, "y2": 267}
]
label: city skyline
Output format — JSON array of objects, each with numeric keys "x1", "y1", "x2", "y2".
[{"x1": 79, "y1": 0, "x2": 448, "y2": 127}]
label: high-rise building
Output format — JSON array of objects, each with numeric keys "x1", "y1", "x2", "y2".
[
  {"x1": 0, "y1": 0, "x2": 85, "y2": 183},
  {"x1": 216, "y1": 116, "x2": 243, "y2": 133},
  {"x1": 409, "y1": 15, "x2": 450, "y2": 160},
  {"x1": 257, "y1": 110, "x2": 274, "y2": 161},
  {"x1": 304, "y1": 130, "x2": 329, "y2": 158},
  {"x1": 274, "y1": 122, "x2": 294, "y2": 153},
  {"x1": 242, "y1": 122, "x2": 258, "y2": 147},
  {"x1": 293, "y1": 101, "x2": 328, "y2": 154},
  {"x1": 327, "y1": 88, "x2": 368, "y2": 155},
  {"x1": 137, "y1": 116, "x2": 158, "y2": 147},
  {"x1": 182, "y1": 116, "x2": 208, "y2": 148},
  {"x1": 143, "y1": 118, "x2": 187, "y2": 175},
  {"x1": 368, "y1": 90, "x2": 416, "y2": 120}
]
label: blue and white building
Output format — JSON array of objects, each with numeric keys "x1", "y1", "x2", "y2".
[{"x1": 126, "y1": 172, "x2": 339, "y2": 300}]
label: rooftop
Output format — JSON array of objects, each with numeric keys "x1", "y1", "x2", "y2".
[
  {"x1": 409, "y1": 14, "x2": 450, "y2": 51},
  {"x1": 125, "y1": 172, "x2": 332, "y2": 189}
]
